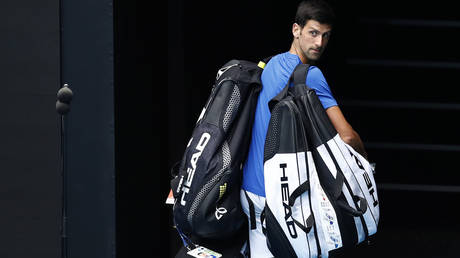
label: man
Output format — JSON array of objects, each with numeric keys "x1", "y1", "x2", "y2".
[{"x1": 240, "y1": 0, "x2": 367, "y2": 257}]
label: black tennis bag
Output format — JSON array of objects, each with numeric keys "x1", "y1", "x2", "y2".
[
  {"x1": 170, "y1": 58, "x2": 269, "y2": 244},
  {"x1": 263, "y1": 64, "x2": 379, "y2": 257}
]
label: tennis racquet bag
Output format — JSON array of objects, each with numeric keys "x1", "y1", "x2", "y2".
[
  {"x1": 263, "y1": 64, "x2": 379, "y2": 257},
  {"x1": 170, "y1": 58, "x2": 269, "y2": 243}
]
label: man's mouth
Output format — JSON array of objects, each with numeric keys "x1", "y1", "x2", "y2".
[{"x1": 311, "y1": 48, "x2": 321, "y2": 54}]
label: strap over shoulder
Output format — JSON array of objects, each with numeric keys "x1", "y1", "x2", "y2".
[
  {"x1": 268, "y1": 83, "x2": 290, "y2": 112},
  {"x1": 268, "y1": 63, "x2": 310, "y2": 111},
  {"x1": 291, "y1": 63, "x2": 310, "y2": 86}
]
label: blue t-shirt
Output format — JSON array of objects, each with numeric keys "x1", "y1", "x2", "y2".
[{"x1": 241, "y1": 52, "x2": 338, "y2": 197}]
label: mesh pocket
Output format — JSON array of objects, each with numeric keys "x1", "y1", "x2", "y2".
[
  {"x1": 222, "y1": 84, "x2": 241, "y2": 132},
  {"x1": 264, "y1": 104, "x2": 282, "y2": 162}
]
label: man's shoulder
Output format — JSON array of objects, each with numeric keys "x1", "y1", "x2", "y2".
[
  {"x1": 307, "y1": 65, "x2": 326, "y2": 80},
  {"x1": 265, "y1": 52, "x2": 284, "y2": 66},
  {"x1": 263, "y1": 52, "x2": 298, "y2": 76}
]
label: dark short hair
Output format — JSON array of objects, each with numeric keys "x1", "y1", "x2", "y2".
[{"x1": 294, "y1": 0, "x2": 335, "y2": 28}]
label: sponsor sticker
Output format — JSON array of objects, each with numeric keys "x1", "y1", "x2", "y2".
[
  {"x1": 165, "y1": 189, "x2": 174, "y2": 205},
  {"x1": 187, "y1": 246, "x2": 222, "y2": 258}
]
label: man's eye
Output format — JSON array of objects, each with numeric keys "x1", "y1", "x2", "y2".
[
  {"x1": 310, "y1": 31, "x2": 319, "y2": 36},
  {"x1": 323, "y1": 32, "x2": 331, "y2": 39}
]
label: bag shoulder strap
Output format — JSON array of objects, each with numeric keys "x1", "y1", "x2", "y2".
[
  {"x1": 268, "y1": 63, "x2": 311, "y2": 111},
  {"x1": 292, "y1": 63, "x2": 310, "y2": 87}
]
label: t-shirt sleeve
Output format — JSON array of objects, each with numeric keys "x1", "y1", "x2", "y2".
[{"x1": 306, "y1": 66, "x2": 338, "y2": 109}]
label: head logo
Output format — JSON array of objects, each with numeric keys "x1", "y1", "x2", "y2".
[
  {"x1": 350, "y1": 151, "x2": 378, "y2": 207},
  {"x1": 180, "y1": 132, "x2": 211, "y2": 206},
  {"x1": 279, "y1": 163, "x2": 298, "y2": 238}
]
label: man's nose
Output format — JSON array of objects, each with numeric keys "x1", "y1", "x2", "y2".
[{"x1": 315, "y1": 36, "x2": 323, "y2": 47}]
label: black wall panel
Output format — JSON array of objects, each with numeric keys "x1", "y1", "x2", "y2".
[
  {"x1": 114, "y1": 0, "x2": 162, "y2": 257},
  {"x1": 61, "y1": 0, "x2": 116, "y2": 257},
  {"x1": 0, "y1": 1, "x2": 60, "y2": 257}
]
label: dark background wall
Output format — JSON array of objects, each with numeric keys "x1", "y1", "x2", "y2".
[
  {"x1": 0, "y1": 0, "x2": 117, "y2": 257},
  {"x1": 0, "y1": 0, "x2": 459, "y2": 257},
  {"x1": 114, "y1": 0, "x2": 159, "y2": 257},
  {"x1": 0, "y1": 1, "x2": 61, "y2": 257},
  {"x1": 167, "y1": 0, "x2": 460, "y2": 257}
]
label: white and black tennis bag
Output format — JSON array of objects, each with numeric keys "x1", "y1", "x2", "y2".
[
  {"x1": 170, "y1": 58, "x2": 270, "y2": 243},
  {"x1": 263, "y1": 64, "x2": 379, "y2": 257}
]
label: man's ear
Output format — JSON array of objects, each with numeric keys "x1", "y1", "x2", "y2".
[{"x1": 292, "y1": 23, "x2": 301, "y2": 39}]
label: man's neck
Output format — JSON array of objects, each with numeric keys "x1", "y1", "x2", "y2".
[{"x1": 289, "y1": 42, "x2": 308, "y2": 64}]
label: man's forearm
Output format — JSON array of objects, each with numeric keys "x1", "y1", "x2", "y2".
[{"x1": 348, "y1": 131, "x2": 368, "y2": 160}]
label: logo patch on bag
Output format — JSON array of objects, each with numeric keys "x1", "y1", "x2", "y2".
[{"x1": 215, "y1": 207, "x2": 227, "y2": 220}]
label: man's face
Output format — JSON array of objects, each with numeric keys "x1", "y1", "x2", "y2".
[{"x1": 293, "y1": 20, "x2": 332, "y2": 62}]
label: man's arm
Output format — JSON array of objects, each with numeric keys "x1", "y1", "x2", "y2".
[{"x1": 326, "y1": 106, "x2": 368, "y2": 159}]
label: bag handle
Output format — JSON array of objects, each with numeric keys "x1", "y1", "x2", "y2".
[
  {"x1": 338, "y1": 196, "x2": 368, "y2": 217},
  {"x1": 260, "y1": 205, "x2": 314, "y2": 235},
  {"x1": 288, "y1": 180, "x2": 310, "y2": 206}
]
